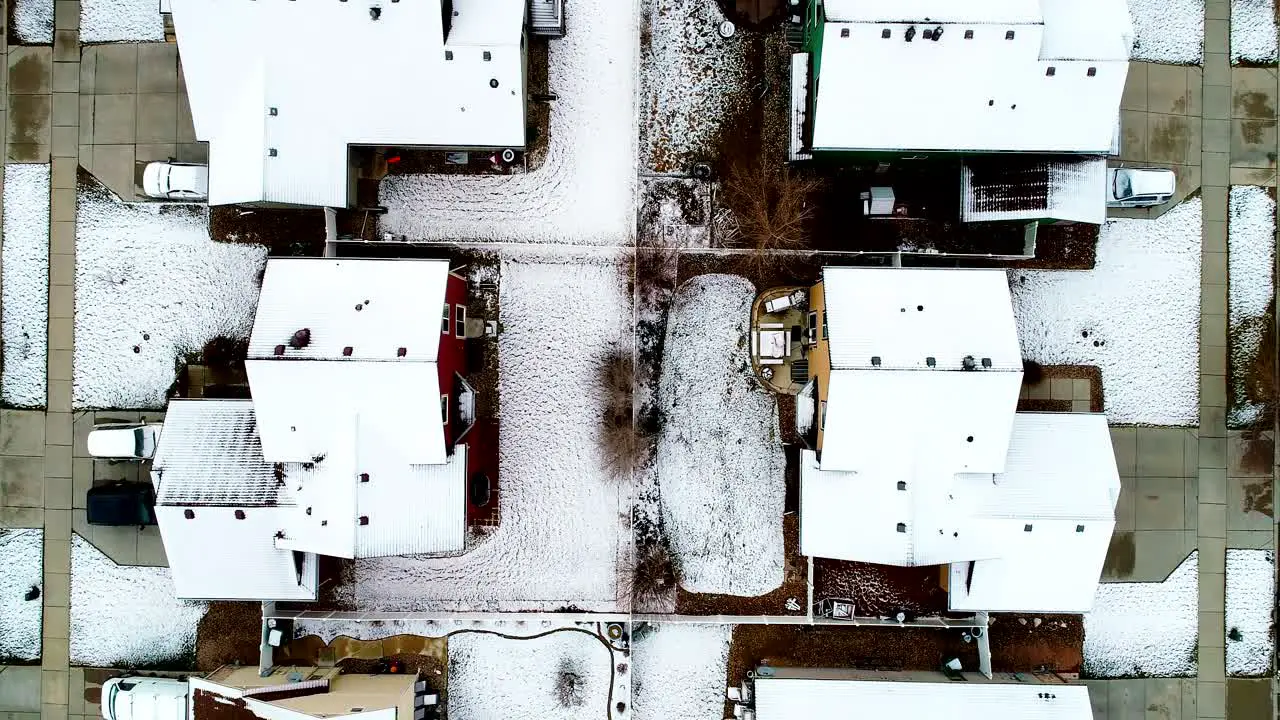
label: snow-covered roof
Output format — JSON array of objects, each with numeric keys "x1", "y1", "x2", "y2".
[
  {"x1": 802, "y1": 413, "x2": 1120, "y2": 612},
  {"x1": 810, "y1": 0, "x2": 1131, "y2": 153},
  {"x1": 157, "y1": 505, "x2": 318, "y2": 601},
  {"x1": 170, "y1": 0, "x2": 526, "y2": 207},
  {"x1": 151, "y1": 400, "x2": 287, "y2": 507},
  {"x1": 961, "y1": 156, "x2": 1108, "y2": 224},
  {"x1": 753, "y1": 677, "x2": 1092, "y2": 720},
  {"x1": 821, "y1": 267, "x2": 1023, "y2": 371},
  {"x1": 249, "y1": 259, "x2": 451, "y2": 362},
  {"x1": 246, "y1": 359, "x2": 446, "y2": 465}
]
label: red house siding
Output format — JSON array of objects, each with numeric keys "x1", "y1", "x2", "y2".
[{"x1": 438, "y1": 272, "x2": 469, "y2": 451}]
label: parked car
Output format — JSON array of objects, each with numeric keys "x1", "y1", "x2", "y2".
[
  {"x1": 86, "y1": 480, "x2": 156, "y2": 526},
  {"x1": 1106, "y1": 167, "x2": 1176, "y2": 208},
  {"x1": 141, "y1": 161, "x2": 209, "y2": 201},
  {"x1": 101, "y1": 676, "x2": 188, "y2": 720},
  {"x1": 87, "y1": 422, "x2": 162, "y2": 460}
]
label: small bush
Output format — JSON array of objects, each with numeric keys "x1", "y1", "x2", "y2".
[
  {"x1": 201, "y1": 336, "x2": 249, "y2": 368},
  {"x1": 1022, "y1": 359, "x2": 1044, "y2": 385},
  {"x1": 555, "y1": 657, "x2": 586, "y2": 708},
  {"x1": 600, "y1": 347, "x2": 652, "y2": 481},
  {"x1": 631, "y1": 540, "x2": 676, "y2": 611}
]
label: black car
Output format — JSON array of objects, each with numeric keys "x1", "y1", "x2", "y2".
[{"x1": 86, "y1": 481, "x2": 156, "y2": 526}]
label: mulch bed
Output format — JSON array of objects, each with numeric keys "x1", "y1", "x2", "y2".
[
  {"x1": 1228, "y1": 297, "x2": 1276, "y2": 430},
  {"x1": 812, "y1": 559, "x2": 951, "y2": 618},
  {"x1": 196, "y1": 602, "x2": 266, "y2": 672},
  {"x1": 676, "y1": 513, "x2": 808, "y2": 616},
  {"x1": 209, "y1": 206, "x2": 326, "y2": 257},
  {"x1": 987, "y1": 614, "x2": 1083, "y2": 674},
  {"x1": 1003, "y1": 222, "x2": 1100, "y2": 270}
]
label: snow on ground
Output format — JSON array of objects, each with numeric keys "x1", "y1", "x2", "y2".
[
  {"x1": 70, "y1": 534, "x2": 207, "y2": 667},
  {"x1": 1011, "y1": 197, "x2": 1202, "y2": 425},
  {"x1": 75, "y1": 180, "x2": 267, "y2": 409},
  {"x1": 655, "y1": 274, "x2": 785, "y2": 596},
  {"x1": 1128, "y1": 0, "x2": 1204, "y2": 64},
  {"x1": 632, "y1": 624, "x2": 730, "y2": 720},
  {"x1": 448, "y1": 626, "x2": 619, "y2": 720},
  {"x1": 377, "y1": 0, "x2": 636, "y2": 244},
  {"x1": 1226, "y1": 549, "x2": 1275, "y2": 676},
  {"x1": 79, "y1": 0, "x2": 164, "y2": 43},
  {"x1": 639, "y1": 0, "x2": 748, "y2": 172},
  {"x1": 1084, "y1": 551, "x2": 1197, "y2": 677},
  {"x1": 2, "y1": 164, "x2": 50, "y2": 408},
  {"x1": 340, "y1": 254, "x2": 629, "y2": 611},
  {"x1": 13, "y1": 0, "x2": 54, "y2": 43},
  {"x1": 0, "y1": 529, "x2": 43, "y2": 662},
  {"x1": 1227, "y1": 186, "x2": 1275, "y2": 428},
  {"x1": 1232, "y1": 0, "x2": 1279, "y2": 64}
]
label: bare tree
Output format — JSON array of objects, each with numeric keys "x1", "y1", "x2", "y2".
[
  {"x1": 629, "y1": 540, "x2": 677, "y2": 613},
  {"x1": 721, "y1": 157, "x2": 821, "y2": 273}
]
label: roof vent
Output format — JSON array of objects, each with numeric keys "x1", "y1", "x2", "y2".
[
  {"x1": 841, "y1": 27, "x2": 850, "y2": 38},
  {"x1": 184, "y1": 509, "x2": 195, "y2": 519},
  {"x1": 397, "y1": 347, "x2": 407, "y2": 358},
  {"x1": 981, "y1": 357, "x2": 992, "y2": 368},
  {"x1": 896, "y1": 522, "x2": 907, "y2": 533},
  {"x1": 343, "y1": 346, "x2": 353, "y2": 357},
  {"x1": 305, "y1": 507, "x2": 312, "y2": 515},
  {"x1": 964, "y1": 29, "x2": 973, "y2": 39},
  {"x1": 1005, "y1": 30, "x2": 1015, "y2": 40},
  {"x1": 289, "y1": 328, "x2": 311, "y2": 349},
  {"x1": 896, "y1": 481, "x2": 907, "y2": 491},
  {"x1": 926, "y1": 356, "x2": 936, "y2": 367},
  {"x1": 355, "y1": 303, "x2": 364, "y2": 311},
  {"x1": 962, "y1": 355, "x2": 976, "y2": 371},
  {"x1": 922, "y1": 28, "x2": 933, "y2": 40},
  {"x1": 369, "y1": 6, "x2": 381, "y2": 20},
  {"x1": 268, "y1": 148, "x2": 278, "y2": 157},
  {"x1": 360, "y1": 473, "x2": 370, "y2": 483},
  {"x1": 483, "y1": 50, "x2": 492, "y2": 61},
  {"x1": 916, "y1": 304, "x2": 924, "y2": 311},
  {"x1": 871, "y1": 355, "x2": 881, "y2": 367},
  {"x1": 1076, "y1": 524, "x2": 1085, "y2": 533},
  {"x1": 269, "y1": 107, "x2": 278, "y2": 116},
  {"x1": 1046, "y1": 66, "x2": 1056, "y2": 76},
  {"x1": 1087, "y1": 66, "x2": 1097, "y2": 76},
  {"x1": 966, "y1": 435, "x2": 974, "y2": 443},
  {"x1": 359, "y1": 516, "x2": 370, "y2": 526},
  {"x1": 930, "y1": 25, "x2": 942, "y2": 41},
  {"x1": 445, "y1": 50, "x2": 454, "y2": 60},
  {"x1": 904, "y1": 25, "x2": 916, "y2": 42},
  {"x1": 1024, "y1": 523, "x2": 1033, "y2": 532},
  {"x1": 235, "y1": 509, "x2": 246, "y2": 520},
  {"x1": 273, "y1": 344, "x2": 286, "y2": 356},
  {"x1": 880, "y1": 28, "x2": 890, "y2": 38}
]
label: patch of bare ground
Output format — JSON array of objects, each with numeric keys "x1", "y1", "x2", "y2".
[
  {"x1": 1229, "y1": 298, "x2": 1276, "y2": 430},
  {"x1": 1004, "y1": 223, "x2": 1099, "y2": 270},
  {"x1": 812, "y1": 560, "x2": 951, "y2": 618},
  {"x1": 209, "y1": 206, "x2": 326, "y2": 257},
  {"x1": 987, "y1": 614, "x2": 1083, "y2": 674},
  {"x1": 196, "y1": 602, "x2": 264, "y2": 672},
  {"x1": 676, "y1": 514, "x2": 808, "y2": 616},
  {"x1": 1017, "y1": 364, "x2": 1104, "y2": 414}
]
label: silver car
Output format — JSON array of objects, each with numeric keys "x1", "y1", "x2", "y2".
[{"x1": 1106, "y1": 167, "x2": 1176, "y2": 208}]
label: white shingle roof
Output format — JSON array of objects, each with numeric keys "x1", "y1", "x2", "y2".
[
  {"x1": 249, "y1": 259, "x2": 451, "y2": 362},
  {"x1": 753, "y1": 677, "x2": 1092, "y2": 720},
  {"x1": 151, "y1": 399, "x2": 287, "y2": 506},
  {"x1": 961, "y1": 156, "x2": 1108, "y2": 225},
  {"x1": 822, "y1": 268, "x2": 1023, "y2": 371},
  {"x1": 158, "y1": 504, "x2": 318, "y2": 601},
  {"x1": 810, "y1": 0, "x2": 1131, "y2": 153},
  {"x1": 171, "y1": 0, "x2": 525, "y2": 207}
]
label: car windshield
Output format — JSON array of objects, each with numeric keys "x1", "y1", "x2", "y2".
[
  {"x1": 1114, "y1": 172, "x2": 1133, "y2": 199},
  {"x1": 133, "y1": 428, "x2": 148, "y2": 457},
  {"x1": 106, "y1": 684, "x2": 119, "y2": 720}
]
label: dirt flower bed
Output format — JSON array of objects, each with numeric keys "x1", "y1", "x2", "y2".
[
  {"x1": 988, "y1": 614, "x2": 1084, "y2": 674},
  {"x1": 209, "y1": 206, "x2": 326, "y2": 257},
  {"x1": 196, "y1": 602, "x2": 264, "y2": 671},
  {"x1": 812, "y1": 559, "x2": 951, "y2": 618}
]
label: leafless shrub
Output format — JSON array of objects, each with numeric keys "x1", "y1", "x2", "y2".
[
  {"x1": 722, "y1": 157, "x2": 821, "y2": 273},
  {"x1": 600, "y1": 347, "x2": 652, "y2": 481},
  {"x1": 630, "y1": 540, "x2": 677, "y2": 612},
  {"x1": 555, "y1": 657, "x2": 586, "y2": 708}
]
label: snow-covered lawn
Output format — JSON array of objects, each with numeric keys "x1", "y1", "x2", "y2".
[
  {"x1": 1083, "y1": 551, "x2": 1198, "y2": 678},
  {"x1": 1226, "y1": 549, "x2": 1275, "y2": 677},
  {"x1": 1011, "y1": 197, "x2": 1202, "y2": 425},
  {"x1": 13, "y1": 0, "x2": 53, "y2": 43},
  {"x1": 80, "y1": 0, "x2": 164, "y2": 43},
  {"x1": 339, "y1": 255, "x2": 629, "y2": 611},
  {"x1": 448, "y1": 627, "x2": 620, "y2": 720},
  {"x1": 377, "y1": 0, "x2": 636, "y2": 244},
  {"x1": 0, "y1": 529, "x2": 43, "y2": 662},
  {"x1": 2, "y1": 164, "x2": 50, "y2": 408},
  {"x1": 640, "y1": 0, "x2": 748, "y2": 172},
  {"x1": 1232, "y1": 0, "x2": 1279, "y2": 64},
  {"x1": 1128, "y1": 0, "x2": 1204, "y2": 64},
  {"x1": 75, "y1": 179, "x2": 267, "y2": 409},
  {"x1": 1227, "y1": 186, "x2": 1276, "y2": 429},
  {"x1": 655, "y1": 274, "x2": 785, "y2": 596},
  {"x1": 632, "y1": 624, "x2": 730, "y2": 720},
  {"x1": 70, "y1": 534, "x2": 207, "y2": 667}
]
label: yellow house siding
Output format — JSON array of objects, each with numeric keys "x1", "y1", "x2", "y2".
[{"x1": 809, "y1": 279, "x2": 832, "y2": 455}]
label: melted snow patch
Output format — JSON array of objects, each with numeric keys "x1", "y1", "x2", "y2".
[
  {"x1": 640, "y1": 0, "x2": 748, "y2": 172},
  {"x1": 448, "y1": 628, "x2": 617, "y2": 720},
  {"x1": 632, "y1": 624, "x2": 731, "y2": 720},
  {"x1": 80, "y1": 0, "x2": 163, "y2": 42},
  {"x1": 656, "y1": 274, "x2": 785, "y2": 596},
  {"x1": 1227, "y1": 186, "x2": 1275, "y2": 428},
  {"x1": 2, "y1": 164, "x2": 50, "y2": 408},
  {"x1": 1232, "y1": 0, "x2": 1279, "y2": 64},
  {"x1": 377, "y1": 0, "x2": 637, "y2": 245},
  {"x1": 0, "y1": 529, "x2": 43, "y2": 662},
  {"x1": 13, "y1": 0, "x2": 54, "y2": 43},
  {"x1": 1011, "y1": 197, "x2": 1202, "y2": 425},
  {"x1": 342, "y1": 256, "x2": 629, "y2": 611},
  {"x1": 1128, "y1": 0, "x2": 1204, "y2": 64},
  {"x1": 1084, "y1": 551, "x2": 1197, "y2": 678},
  {"x1": 74, "y1": 181, "x2": 267, "y2": 409},
  {"x1": 1226, "y1": 549, "x2": 1275, "y2": 677},
  {"x1": 71, "y1": 534, "x2": 207, "y2": 667}
]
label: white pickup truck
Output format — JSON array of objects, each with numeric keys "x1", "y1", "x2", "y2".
[{"x1": 101, "y1": 676, "x2": 188, "y2": 720}]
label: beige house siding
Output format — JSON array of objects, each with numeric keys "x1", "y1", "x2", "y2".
[{"x1": 809, "y1": 279, "x2": 832, "y2": 455}]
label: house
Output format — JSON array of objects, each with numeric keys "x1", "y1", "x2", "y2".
[
  {"x1": 751, "y1": 671, "x2": 1091, "y2": 720},
  {"x1": 169, "y1": 0, "x2": 528, "y2": 207},
  {"x1": 789, "y1": 0, "x2": 1132, "y2": 224},
  {"x1": 189, "y1": 664, "x2": 435, "y2": 719},
  {"x1": 797, "y1": 267, "x2": 1120, "y2": 613},
  {"x1": 151, "y1": 258, "x2": 476, "y2": 601}
]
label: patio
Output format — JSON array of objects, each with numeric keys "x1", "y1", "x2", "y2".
[{"x1": 750, "y1": 286, "x2": 812, "y2": 395}]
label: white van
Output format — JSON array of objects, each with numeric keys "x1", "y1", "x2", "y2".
[{"x1": 101, "y1": 676, "x2": 188, "y2": 720}]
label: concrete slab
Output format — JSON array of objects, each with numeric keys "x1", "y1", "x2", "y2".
[
  {"x1": 1112, "y1": 427, "x2": 1139, "y2": 476},
  {"x1": 55, "y1": 1, "x2": 79, "y2": 30},
  {"x1": 1, "y1": 411, "x2": 47, "y2": 456},
  {"x1": 1224, "y1": 679, "x2": 1270, "y2": 720},
  {"x1": 1148, "y1": 63, "x2": 1190, "y2": 115},
  {"x1": 1225, "y1": 431, "x2": 1272, "y2": 477},
  {"x1": 1229, "y1": 118, "x2": 1277, "y2": 169},
  {"x1": 89, "y1": 94, "x2": 134, "y2": 144},
  {"x1": 9, "y1": 46, "x2": 52, "y2": 95},
  {"x1": 1145, "y1": 678, "x2": 1182, "y2": 720},
  {"x1": 1136, "y1": 428, "x2": 1190, "y2": 477},
  {"x1": 1136, "y1": 476, "x2": 1188, "y2": 530},
  {"x1": 1108, "y1": 679, "x2": 1146, "y2": 720},
  {"x1": 1084, "y1": 680, "x2": 1110, "y2": 720},
  {"x1": 1123, "y1": 62, "x2": 1149, "y2": 111},
  {"x1": 51, "y1": 125, "x2": 76, "y2": 157},
  {"x1": 1231, "y1": 68, "x2": 1277, "y2": 119},
  {"x1": 1225, "y1": 529, "x2": 1274, "y2": 549},
  {"x1": 1196, "y1": 680, "x2": 1225, "y2": 719},
  {"x1": 86, "y1": 143, "x2": 133, "y2": 200},
  {"x1": 50, "y1": 92, "x2": 75, "y2": 128},
  {"x1": 135, "y1": 526, "x2": 167, "y2": 567},
  {"x1": 1204, "y1": 118, "x2": 1231, "y2": 154},
  {"x1": 1199, "y1": 502, "x2": 1228, "y2": 538},
  {"x1": 134, "y1": 93, "x2": 176, "y2": 144},
  {"x1": 0, "y1": 666, "x2": 42, "y2": 711},
  {"x1": 52, "y1": 30, "x2": 76, "y2": 63},
  {"x1": 51, "y1": 62, "x2": 77, "y2": 94},
  {"x1": 42, "y1": 570, "x2": 68, "y2": 608},
  {"x1": 1227, "y1": 166, "x2": 1276, "y2": 186},
  {"x1": 8, "y1": 94, "x2": 51, "y2": 150},
  {"x1": 135, "y1": 43, "x2": 177, "y2": 94},
  {"x1": 1205, "y1": 85, "x2": 1233, "y2": 121},
  {"x1": 1120, "y1": 109, "x2": 1150, "y2": 161},
  {"x1": 90, "y1": 45, "x2": 137, "y2": 95},
  {"x1": 0, "y1": 456, "x2": 44, "y2": 507},
  {"x1": 83, "y1": 524, "x2": 136, "y2": 565},
  {"x1": 1185, "y1": 67, "x2": 1202, "y2": 117},
  {"x1": 1226, "y1": 475, "x2": 1273, "y2": 531},
  {"x1": 1117, "y1": 477, "x2": 1138, "y2": 532},
  {"x1": 1103, "y1": 530, "x2": 1191, "y2": 582},
  {"x1": 1148, "y1": 114, "x2": 1194, "y2": 163}
]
